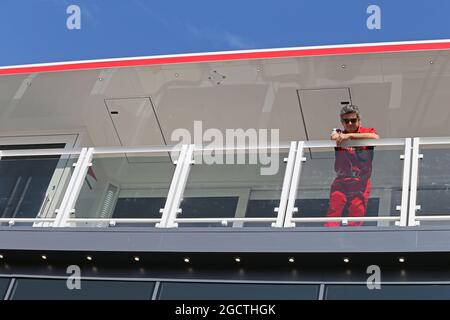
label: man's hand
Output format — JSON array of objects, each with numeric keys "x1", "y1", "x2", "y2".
[{"x1": 336, "y1": 133, "x2": 352, "y2": 146}]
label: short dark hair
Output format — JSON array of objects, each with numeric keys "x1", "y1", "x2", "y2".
[{"x1": 340, "y1": 104, "x2": 360, "y2": 119}]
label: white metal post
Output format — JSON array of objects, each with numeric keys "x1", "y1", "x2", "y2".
[
  {"x1": 157, "y1": 144, "x2": 189, "y2": 228},
  {"x1": 272, "y1": 141, "x2": 297, "y2": 227},
  {"x1": 398, "y1": 138, "x2": 412, "y2": 227},
  {"x1": 53, "y1": 148, "x2": 87, "y2": 227},
  {"x1": 54, "y1": 148, "x2": 94, "y2": 227},
  {"x1": 283, "y1": 141, "x2": 305, "y2": 227},
  {"x1": 166, "y1": 144, "x2": 195, "y2": 228},
  {"x1": 408, "y1": 137, "x2": 421, "y2": 226}
]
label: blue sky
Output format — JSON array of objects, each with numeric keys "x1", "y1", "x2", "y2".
[{"x1": 1, "y1": 0, "x2": 450, "y2": 66}]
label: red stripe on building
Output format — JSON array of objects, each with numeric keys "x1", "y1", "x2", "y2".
[{"x1": 1, "y1": 41, "x2": 450, "y2": 76}]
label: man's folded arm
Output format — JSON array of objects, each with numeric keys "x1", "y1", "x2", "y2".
[{"x1": 347, "y1": 132, "x2": 379, "y2": 140}]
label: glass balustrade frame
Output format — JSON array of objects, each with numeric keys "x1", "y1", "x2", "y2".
[
  {"x1": 408, "y1": 137, "x2": 450, "y2": 226},
  {"x1": 283, "y1": 138, "x2": 411, "y2": 228},
  {"x1": 0, "y1": 148, "x2": 81, "y2": 227},
  {"x1": 0, "y1": 138, "x2": 423, "y2": 229}
]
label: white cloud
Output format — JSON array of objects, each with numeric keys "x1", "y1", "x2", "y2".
[
  {"x1": 223, "y1": 32, "x2": 255, "y2": 49},
  {"x1": 186, "y1": 23, "x2": 256, "y2": 50}
]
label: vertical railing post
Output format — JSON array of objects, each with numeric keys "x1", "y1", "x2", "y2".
[
  {"x1": 54, "y1": 147, "x2": 94, "y2": 227},
  {"x1": 165, "y1": 144, "x2": 195, "y2": 228},
  {"x1": 157, "y1": 145, "x2": 189, "y2": 228},
  {"x1": 397, "y1": 138, "x2": 412, "y2": 227},
  {"x1": 283, "y1": 141, "x2": 305, "y2": 227},
  {"x1": 272, "y1": 141, "x2": 297, "y2": 227},
  {"x1": 408, "y1": 137, "x2": 422, "y2": 226},
  {"x1": 53, "y1": 147, "x2": 86, "y2": 227}
]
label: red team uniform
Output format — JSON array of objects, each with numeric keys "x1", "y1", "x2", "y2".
[{"x1": 325, "y1": 126, "x2": 377, "y2": 227}]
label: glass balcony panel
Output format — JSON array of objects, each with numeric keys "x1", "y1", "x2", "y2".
[
  {"x1": 72, "y1": 152, "x2": 177, "y2": 227},
  {"x1": 0, "y1": 278, "x2": 10, "y2": 299},
  {"x1": 158, "y1": 282, "x2": 320, "y2": 300},
  {"x1": 416, "y1": 145, "x2": 450, "y2": 226},
  {"x1": 0, "y1": 154, "x2": 77, "y2": 227},
  {"x1": 293, "y1": 145, "x2": 404, "y2": 228},
  {"x1": 177, "y1": 147, "x2": 289, "y2": 227},
  {"x1": 10, "y1": 278, "x2": 155, "y2": 300},
  {"x1": 326, "y1": 284, "x2": 450, "y2": 300}
]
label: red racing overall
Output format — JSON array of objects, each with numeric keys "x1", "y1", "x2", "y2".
[{"x1": 324, "y1": 127, "x2": 377, "y2": 227}]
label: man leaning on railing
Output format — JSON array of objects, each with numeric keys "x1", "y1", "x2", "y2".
[{"x1": 324, "y1": 105, "x2": 380, "y2": 227}]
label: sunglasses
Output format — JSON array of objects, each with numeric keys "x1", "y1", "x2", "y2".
[{"x1": 341, "y1": 118, "x2": 359, "y2": 124}]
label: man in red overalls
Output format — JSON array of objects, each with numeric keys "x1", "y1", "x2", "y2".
[{"x1": 324, "y1": 105, "x2": 379, "y2": 227}]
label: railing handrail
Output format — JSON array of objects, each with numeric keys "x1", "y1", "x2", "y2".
[
  {"x1": 10, "y1": 136, "x2": 450, "y2": 158},
  {"x1": 415, "y1": 137, "x2": 450, "y2": 145},
  {"x1": 303, "y1": 138, "x2": 405, "y2": 148},
  {"x1": 194, "y1": 143, "x2": 292, "y2": 152},
  {"x1": 92, "y1": 144, "x2": 182, "y2": 154},
  {"x1": 0, "y1": 148, "x2": 82, "y2": 157},
  {"x1": 415, "y1": 215, "x2": 450, "y2": 221},
  {"x1": 0, "y1": 218, "x2": 56, "y2": 225},
  {"x1": 0, "y1": 137, "x2": 425, "y2": 229},
  {"x1": 66, "y1": 218, "x2": 161, "y2": 223},
  {"x1": 290, "y1": 216, "x2": 400, "y2": 222},
  {"x1": 0, "y1": 138, "x2": 410, "y2": 158},
  {"x1": 175, "y1": 217, "x2": 277, "y2": 223}
]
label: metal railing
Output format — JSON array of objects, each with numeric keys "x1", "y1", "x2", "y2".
[
  {"x1": 4, "y1": 136, "x2": 448, "y2": 229},
  {"x1": 284, "y1": 138, "x2": 410, "y2": 227},
  {"x1": 0, "y1": 147, "x2": 82, "y2": 227},
  {"x1": 408, "y1": 137, "x2": 450, "y2": 226}
]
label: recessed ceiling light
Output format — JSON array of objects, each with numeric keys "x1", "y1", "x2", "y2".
[
  {"x1": 184, "y1": 257, "x2": 190, "y2": 263},
  {"x1": 98, "y1": 77, "x2": 103, "y2": 81},
  {"x1": 174, "y1": 73, "x2": 179, "y2": 77},
  {"x1": 86, "y1": 255, "x2": 93, "y2": 261},
  {"x1": 398, "y1": 257, "x2": 406, "y2": 263},
  {"x1": 134, "y1": 256, "x2": 140, "y2": 262},
  {"x1": 429, "y1": 60, "x2": 434, "y2": 64},
  {"x1": 288, "y1": 257, "x2": 295, "y2": 263},
  {"x1": 41, "y1": 255, "x2": 47, "y2": 260},
  {"x1": 0, "y1": 254, "x2": 4, "y2": 259},
  {"x1": 343, "y1": 257, "x2": 350, "y2": 263},
  {"x1": 234, "y1": 257, "x2": 241, "y2": 263},
  {"x1": 341, "y1": 64, "x2": 347, "y2": 69}
]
